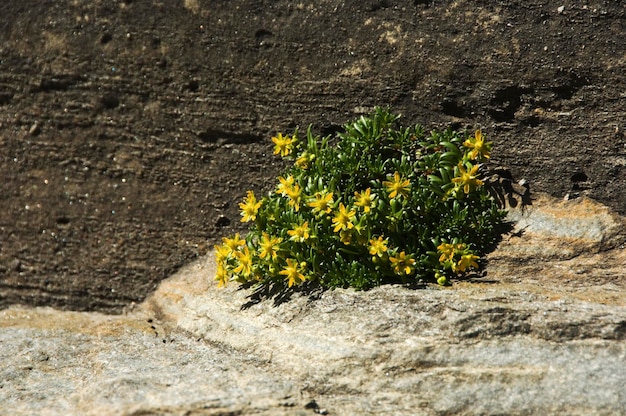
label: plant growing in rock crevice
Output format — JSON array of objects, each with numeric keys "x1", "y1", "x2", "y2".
[{"x1": 215, "y1": 108, "x2": 506, "y2": 292}]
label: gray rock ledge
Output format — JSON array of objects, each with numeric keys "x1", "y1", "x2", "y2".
[{"x1": 1, "y1": 193, "x2": 625, "y2": 415}]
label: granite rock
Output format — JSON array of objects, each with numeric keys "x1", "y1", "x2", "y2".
[{"x1": 1, "y1": 194, "x2": 625, "y2": 415}]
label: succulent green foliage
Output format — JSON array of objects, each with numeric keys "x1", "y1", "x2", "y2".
[{"x1": 215, "y1": 108, "x2": 506, "y2": 292}]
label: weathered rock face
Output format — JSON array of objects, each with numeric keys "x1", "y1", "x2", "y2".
[
  {"x1": 1, "y1": 0, "x2": 625, "y2": 413},
  {"x1": 1, "y1": 0, "x2": 625, "y2": 311},
  {"x1": 2, "y1": 194, "x2": 625, "y2": 415}
]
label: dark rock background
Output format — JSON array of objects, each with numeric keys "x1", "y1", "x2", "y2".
[{"x1": 1, "y1": 0, "x2": 625, "y2": 312}]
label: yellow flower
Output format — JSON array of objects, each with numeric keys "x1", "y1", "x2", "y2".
[
  {"x1": 295, "y1": 152, "x2": 314, "y2": 169},
  {"x1": 233, "y1": 246, "x2": 253, "y2": 277},
  {"x1": 389, "y1": 251, "x2": 416, "y2": 275},
  {"x1": 259, "y1": 233, "x2": 282, "y2": 260},
  {"x1": 339, "y1": 229, "x2": 353, "y2": 245},
  {"x1": 286, "y1": 183, "x2": 302, "y2": 211},
  {"x1": 223, "y1": 233, "x2": 245, "y2": 252},
  {"x1": 463, "y1": 130, "x2": 492, "y2": 160},
  {"x1": 279, "y1": 258, "x2": 306, "y2": 287},
  {"x1": 332, "y1": 203, "x2": 356, "y2": 233},
  {"x1": 308, "y1": 190, "x2": 334, "y2": 215},
  {"x1": 456, "y1": 254, "x2": 479, "y2": 272},
  {"x1": 383, "y1": 172, "x2": 411, "y2": 199},
  {"x1": 452, "y1": 164, "x2": 484, "y2": 194},
  {"x1": 239, "y1": 190, "x2": 262, "y2": 222},
  {"x1": 276, "y1": 175, "x2": 302, "y2": 211},
  {"x1": 215, "y1": 264, "x2": 228, "y2": 288},
  {"x1": 354, "y1": 188, "x2": 375, "y2": 213},
  {"x1": 437, "y1": 243, "x2": 456, "y2": 263},
  {"x1": 276, "y1": 175, "x2": 295, "y2": 196},
  {"x1": 369, "y1": 236, "x2": 389, "y2": 257},
  {"x1": 272, "y1": 133, "x2": 294, "y2": 157},
  {"x1": 287, "y1": 221, "x2": 310, "y2": 243},
  {"x1": 215, "y1": 243, "x2": 232, "y2": 264}
]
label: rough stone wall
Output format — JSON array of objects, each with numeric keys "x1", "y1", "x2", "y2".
[{"x1": 1, "y1": 0, "x2": 625, "y2": 310}]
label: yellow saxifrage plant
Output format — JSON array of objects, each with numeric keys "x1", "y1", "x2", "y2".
[{"x1": 215, "y1": 108, "x2": 506, "y2": 291}]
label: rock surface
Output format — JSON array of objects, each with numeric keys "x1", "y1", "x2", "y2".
[{"x1": 1, "y1": 194, "x2": 625, "y2": 415}]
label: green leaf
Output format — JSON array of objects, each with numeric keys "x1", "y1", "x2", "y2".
[{"x1": 439, "y1": 141, "x2": 462, "y2": 156}]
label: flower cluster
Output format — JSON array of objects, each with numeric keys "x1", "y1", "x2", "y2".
[{"x1": 215, "y1": 109, "x2": 505, "y2": 291}]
